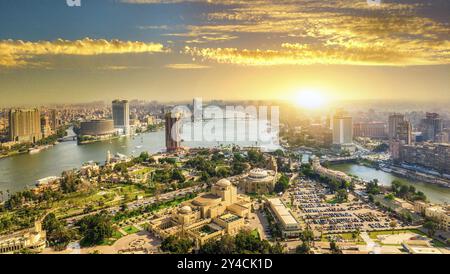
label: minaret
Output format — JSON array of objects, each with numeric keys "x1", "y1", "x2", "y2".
[{"x1": 106, "y1": 150, "x2": 112, "y2": 164}]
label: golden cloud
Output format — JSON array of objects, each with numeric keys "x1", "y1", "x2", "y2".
[
  {"x1": 0, "y1": 38, "x2": 168, "y2": 68},
  {"x1": 185, "y1": 41, "x2": 450, "y2": 66}
]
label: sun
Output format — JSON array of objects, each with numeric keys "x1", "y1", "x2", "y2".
[{"x1": 295, "y1": 90, "x2": 327, "y2": 109}]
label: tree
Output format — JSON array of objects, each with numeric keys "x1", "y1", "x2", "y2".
[
  {"x1": 366, "y1": 179, "x2": 380, "y2": 195},
  {"x1": 296, "y1": 242, "x2": 310, "y2": 254},
  {"x1": 335, "y1": 189, "x2": 348, "y2": 203},
  {"x1": 43, "y1": 213, "x2": 75, "y2": 250},
  {"x1": 199, "y1": 230, "x2": 283, "y2": 254},
  {"x1": 160, "y1": 235, "x2": 194, "y2": 254},
  {"x1": 77, "y1": 211, "x2": 113, "y2": 247},
  {"x1": 423, "y1": 221, "x2": 437, "y2": 237},
  {"x1": 329, "y1": 240, "x2": 340, "y2": 254},
  {"x1": 171, "y1": 169, "x2": 186, "y2": 183},
  {"x1": 274, "y1": 174, "x2": 290, "y2": 193}
]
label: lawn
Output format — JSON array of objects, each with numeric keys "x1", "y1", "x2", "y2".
[
  {"x1": 123, "y1": 225, "x2": 140, "y2": 235},
  {"x1": 100, "y1": 230, "x2": 124, "y2": 246},
  {"x1": 368, "y1": 229, "x2": 426, "y2": 239},
  {"x1": 322, "y1": 233, "x2": 365, "y2": 245}
]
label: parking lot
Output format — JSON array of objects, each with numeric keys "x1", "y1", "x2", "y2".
[{"x1": 289, "y1": 179, "x2": 407, "y2": 235}]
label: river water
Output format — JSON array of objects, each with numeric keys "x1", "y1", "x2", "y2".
[
  {"x1": 0, "y1": 119, "x2": 279, "y2": 193},
  {"x1": 330, "y1": 163, "x2": 450, "y2": 204}
]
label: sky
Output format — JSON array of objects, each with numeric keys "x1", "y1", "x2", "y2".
[{"x1": 0, "y1": 0, "x2": 449, "y2": 106}]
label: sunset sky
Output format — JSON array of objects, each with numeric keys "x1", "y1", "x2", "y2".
[{"x1": 0, "y1": 0, "x2": 449, "y2": 106}]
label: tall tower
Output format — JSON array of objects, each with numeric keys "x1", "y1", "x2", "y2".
[
  {"x1": 165, "y1": 112, "x2": 181, "y2": 152},
  {"x1": 397, "y1": 120, "x2": 412, "y2": 145},
  {"x1": 332, "y1": 114, "x2": 353, "y2": 145},
  {"x1": 112, "y1": 100, "x2": 130, "y2": 135},
  {"x1": 9, "y1": 108, "x2": 42, "y2": 143},
  {"x1": 388, "y1": 113, "x2": 405, "y2": 140},
  {"x1": 421, "y1": 112, "x2": 443, "y2": 142},
  {"x1": 192, "y1": 97, "x2": 202, "y2": 122}
]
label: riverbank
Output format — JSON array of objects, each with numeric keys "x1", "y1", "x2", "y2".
[
  {"x1": 330, "y1": 163, "x2": 450, "y2": 204},
  {"x1": 388, "y1": 165, "x2": 450, "y2": 189}
]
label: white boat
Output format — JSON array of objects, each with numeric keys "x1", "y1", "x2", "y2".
[{"x1": 29, "y1": 147, "x2": 42, "y2": 154}]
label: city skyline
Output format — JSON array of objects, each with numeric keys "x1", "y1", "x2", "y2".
[{"x1": 0, "y1": 0, "x2": 449, "y2": 106}]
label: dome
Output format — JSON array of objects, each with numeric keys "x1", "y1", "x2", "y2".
[
  {"x1": 179, "y1": 206, "x2": 192, "y2": 214},
  {"x1": 249, "y1": 168, "x2": 268, "y2": 179},
  {"x1": 216, "y1": 179, "x2": 232, "y2": 187}
]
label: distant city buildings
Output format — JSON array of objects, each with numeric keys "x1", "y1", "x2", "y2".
[
  {"x1": 388, "y1": 113, "x2": 412, "y2": 145},
  {"x1": 165, "y1": 112, "x2": 181, "y2": 152},
  {"x1": 8, "y1": 108, "x2": 42, "y2": 143},
  {"x1": 112, "y1": 100, "x2": 130, "y2": 135}
]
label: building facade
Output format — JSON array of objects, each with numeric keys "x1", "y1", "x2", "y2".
[
  {"x1": 165, "y1": 112, "x2": 181, "y2": 152},
  {"x1": 0, "y1": 221, "x2": 46, "y2": 254},
  {"x1": 112, "y1": 100, "x2": 130, "y2": 135},
  {"x1": 353, "y1": 122, "x2": 387, "y2": 139},
  {"x1": 148, "y1": 179, "x2": 251, "y2": 247},
  {"x1": 79, "y1": 119, "x2": 115, "y2": 136},
  {"x1": 420, "y1": 112, "x2": 443, "y2": 142},
  {"x1": 399, "y1": 143, "x2": 450, "y2": 175},
  {"x1": 332, "y1": 115, "x2": 353, "y2": 145},
  {"x1": 8, "y1": 108, "x2": 42, "y2": 143}
]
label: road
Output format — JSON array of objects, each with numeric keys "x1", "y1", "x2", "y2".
[{"x1": 64, "y1": 184, "x2": 207, "y2": 224}]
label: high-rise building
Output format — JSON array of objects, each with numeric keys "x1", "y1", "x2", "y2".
[
  {"x1": 332, "y1": 115, "x2": 353, "y2": 145},
  {"x1": 41, "y1": 116, "x2": 53, "y2": 138},
  {"x1": 388, "y1": 113, "x2": 405, "y2": 139},
  {"x1": 396, "y1": 120, "x2": 412, "y2": 145},
  {"x1": 50, "y1": 109, "x2": 59, "y2": 131},
  {"x1": 112, "y1": 100, "x2": 130, "y2": 135},
  {"x1": 165, "y1": 112, "x2": 181, "y2": 152},
  {"x1": 420, "y1": 112, "x2": 443, "y2": 142},
  {"x1": 192, "y1": 97, "x2": 202, "y2": 121},
  {"x1": 8, "y1": 108, "x2": 42, "y2": 143}
]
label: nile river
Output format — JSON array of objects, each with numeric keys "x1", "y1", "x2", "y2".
[
  {"x1": 0, "y1": 119, "x2": 279, "y2": 194},
  {"x1": 330, "y1": 163, "x2": 450, "y2": 204}
]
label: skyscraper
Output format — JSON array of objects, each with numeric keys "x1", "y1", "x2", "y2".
[
  {"x1": 112, "y1": 100, "x2": 130, "y2": 135},
  {"x1": 332, "y1": 115, "x2": 353, "y2": 145},
  {"x1": 9, "y1": 108, "x2": 42, "y2": 143},
  {"x1": 396, "y1": 120, "x2": 412, "y2": 145},
  {"x1": 50, "y1": 109, "x2": 59, "y2": 131},
  {"x1": 388, "y1": 113, "x2": 405, "y2": 140},
  {"x1": 192, "y1": 97, "x2": 202, "y2": 122},
  {"x1": 165, "y1": 112, "x2": 181, "y2": 152},
  {"x1": 420, "y1": 112, "x2": 443, "y2": 142}
]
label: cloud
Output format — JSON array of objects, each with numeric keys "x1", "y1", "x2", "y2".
[
  {"x1": 185, "y1": 40, "x2": 450, "y2": 66},
  {"x1": 175, "y1": 0, "x2": 450, "y2": 66},
  {"x1": 165, "y1": 63, "x2": 211, "y2": 69},
  {"x1": 0, "y1": 38, "x2": 168, "y2": 68}
]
